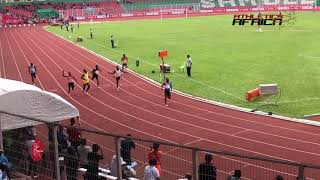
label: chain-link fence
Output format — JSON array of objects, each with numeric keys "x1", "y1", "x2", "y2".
[{"x1": 1, "y1": 112, "x2": 319, "y2": 180}]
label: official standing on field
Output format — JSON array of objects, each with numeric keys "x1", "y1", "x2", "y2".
[
  {"x1": 110, "y1": 35, "x2": 115, "y2": 48},
  {"x1": 186, "y1": 55, "x2": 192, "y2": 78}
]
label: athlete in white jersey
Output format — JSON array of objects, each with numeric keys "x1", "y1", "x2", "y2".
[
  {"x1": 28, "y1": 63, "x2": 37, "y2": 85},
  {"x1": 161, "y1": 77, "x2": 172, "y2": 106},
  {"x1": 109, "y1": 66, "x2": 122, "y2": 91}
]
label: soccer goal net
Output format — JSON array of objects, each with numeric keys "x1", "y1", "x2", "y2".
[
  {"x1": 150, "y1": 3, "x2": 200, "y2": 20},
  {"x1": 159, "y1": 8, "x2": 188, "y2": 20}
]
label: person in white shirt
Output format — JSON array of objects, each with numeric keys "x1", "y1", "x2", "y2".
[
  {"x1": 108, "y1": 66, "x2": 122, "y2": 91},
  {"x1": 28, "y1": 63, "x2": 37, "y2": 85},
  {"x1": 186, "y1": 55, "x2": 192, "y2": 78},
  {"x1": 161, "y1": 78, "x2": 172, "y2": 106},
  {"x1": 77, "y1": 138, "x2": 92, "y2": 167},
  {"x1": 257, "y1": 25, "x2": 262, "y2": 32},
  {"x1": 143, "y1": 159, "x2": 160, "y2": 180},
  {"x1": 110, "y1": 155, "x2": 126, "y2": 177}
]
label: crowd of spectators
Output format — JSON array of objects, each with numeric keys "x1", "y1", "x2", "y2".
[{"x1": 1, "y1": 119, "x2": 305, "y2": 179}]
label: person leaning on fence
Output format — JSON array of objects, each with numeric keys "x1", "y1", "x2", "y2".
[
  {"x1": 143, "y1": 159, "x2": 160, "y2": 180},
  {"x1": 120, "y1": 134, "x2": 136, "y2": 164},
  {"x1": 147, "y1": 143, "x2": 162, "y2": 174},
  {"x1": 198, "y1": 153, "x2": 217, "y2": 180},
  {"x1": 227, "y1": 169, "x2": 241, "y2": 180},
  {"x1": 85, "y1": 144, "x2": 104, "y2": 180},
  {"x1": 77, "y1": 138, "x2": 92, "y2": 167}
]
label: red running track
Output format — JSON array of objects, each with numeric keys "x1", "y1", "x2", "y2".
[{"x1": 1, "y1": 26, "x2": 320, "y2": 180}]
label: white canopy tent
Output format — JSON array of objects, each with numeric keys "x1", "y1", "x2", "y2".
[{"x1": 0, "y1": 78, "x2": 79, "y2": 131}]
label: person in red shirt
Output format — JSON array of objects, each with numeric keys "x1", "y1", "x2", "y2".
[{"x1": 147, "y1": 143, "x2": 162, "y2": 174}]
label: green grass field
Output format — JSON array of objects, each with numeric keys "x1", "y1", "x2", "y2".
[{"x1": 47, "y1": 12, "x2": 320, "y2": 118}]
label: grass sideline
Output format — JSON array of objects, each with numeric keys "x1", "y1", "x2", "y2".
[{"x1": 47, "y1": 12, "x2": 320, "y2": 118}]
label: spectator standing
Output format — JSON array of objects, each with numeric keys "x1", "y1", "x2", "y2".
[
  {"x1": 66, "y1": 118, "x2": 81, "y2": 148},
  {"x1": 85, "y1": 144, "x2": 104, "y2": 180},
  {"x1": 65, "y1": 147, "x2": 79, "y2": 180},
  {"x1": 143, "y1": 159, "x2": 160, "y2": 180},
  {"x1": 25, "y1": 138, "x2": 39, "y2": 178},
  {"x1": 147, "y1": 143, "x2": 162, "y2": 174},
  {"x1": 77, "y1": 138, "x2": 92, "y2": 167},
  {"x1": 275, "y1": 175, "x2": 284, "y2": 180},
  {"x1": 57, "y1": 126, "x2": 70, "y2": 153},
  {"x1": 186, "y1": 55, "x2": 192, "y2": 78},
  {"x1": 0, "y1": 149, "x2": 10, "y2": 179},
  {"x1": 227, "y1": 169, "x2": 241, "y2": 180},
  {"x1": 120, "y1": 134, "x2": 135, "y2": 164},
  {"x1": 0, "y1": 149, "x2": 9, "y2": 166},
  {"x1": 198, "y1": 153, "x2": 217, "y2": 180}
]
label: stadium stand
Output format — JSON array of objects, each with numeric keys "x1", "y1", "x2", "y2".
[{"x1": 122, "y1": 0, "x2": 199, "y2": 13}]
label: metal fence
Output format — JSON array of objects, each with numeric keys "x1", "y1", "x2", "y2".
[{"x1": 1, "y1": 112, "x2": 320, "y2": 180}]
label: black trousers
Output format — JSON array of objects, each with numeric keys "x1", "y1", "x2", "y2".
[
  {"x1": 187, "y1": 67, "x2": 191, "y2": 77},
  {"x1": 111, "y1": 40, "x2": 115, "y2": 48}
]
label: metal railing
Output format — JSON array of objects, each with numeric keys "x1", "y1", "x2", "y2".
[{"x1": 1, "y1": 111, "x2": 320, "y2": 180}]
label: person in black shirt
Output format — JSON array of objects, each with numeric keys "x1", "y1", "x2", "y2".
[
  {"x1": 91, "y1": 65, "x2": 101, "y2": 86},
  {"x1": 120, "y1": 134, "x2": 135, "y2": 164},
  {"x1": 85, "y1": 144, "x2": 104, "y2": 180},
  {"x1": 198, "y1": 153, "x2": 217, "y2": 180},
  {"x1": 71, "y1": 25, "x2": 74, "y2": 33},
  {"x1": 90, "y1": 28, "x2": 93, "y2": 39},
  {"x1": 111, "y1": 35, "x2": 115, "y2": 48},
  {"x1": 65, "y1": 147, "x2": 79, "y2": 180}
]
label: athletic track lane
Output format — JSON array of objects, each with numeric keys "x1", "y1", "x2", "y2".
[{"x1": 1, "y1": 26, "x2": 320, "y2": 180}]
